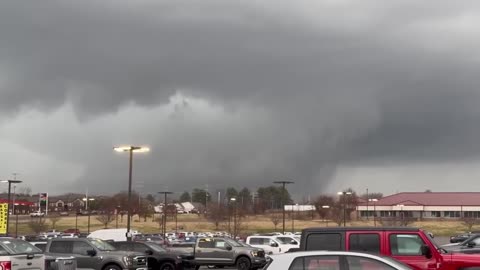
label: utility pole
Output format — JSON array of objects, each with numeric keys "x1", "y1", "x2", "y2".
[
  {"x1": 273, "y1": 181, "x2": 294, "y2": 234},
  {"x1": 158, "y1": 191, "x2": 173, "y2": 239}
]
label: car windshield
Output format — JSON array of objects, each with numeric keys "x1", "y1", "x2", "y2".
[
  {"x1": 145, "y1": 242, "x2": 166, "y2": 252},
  {"x1": 275, "y1": 237, "x2": 293, "y2": 244},
  {"x1": 0, "y1": 239, "x2": 42, "y2": 254},
  {"x1": 88, "y1": 239, "x2": 116, "y2": 251},
  {"x1": 225, "y1": 238, "x2": 243, "y2": 247},
  {"x1": 460, "y1": 234, "x2": 479, "y2": 245},
  {"x1": 425, "y1": 232, "x2": 444, "y2": 252}
]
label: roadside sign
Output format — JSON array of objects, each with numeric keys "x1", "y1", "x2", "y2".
[{"x1": 0, "y1": 203, "x2": 7, "y2": 235}]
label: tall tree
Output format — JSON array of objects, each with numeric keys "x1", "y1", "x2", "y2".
[
  {"x1": 314, "y1": 195, "x2": 335, "y2": 220},
  {"x1": 192, "y1": 188, "x2": 211, "y2": 206},
  {"x1": 145, "y1": 194, "x2": 156, "y2": 204},
  {"x1": 238, "y1": 187, "x2": 252, "y2": 208},
  {"x1": 226, "y1": 188, "x2": 239, "y2": 200},
  {"x1": 180, "y1": 192, "x2": 191, "y2": 202},
  {"x1": 206, "y1": 203, "x2": 227, "y2": 230}
]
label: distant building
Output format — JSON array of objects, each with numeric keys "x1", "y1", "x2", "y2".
[
  {"x1": 357, "y1": 192, "x2": 480, "y2": 220},
  {"x1": 284, "y1": 205, "x2": 316, "y2": 211}
]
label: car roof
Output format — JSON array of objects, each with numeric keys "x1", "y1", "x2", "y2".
[
  {"x1": 302, "y1": 227, "x2": 420, "y2": 233},
  {"x1": 268, "y1": 251, "x2": 388, "y2": 259}
]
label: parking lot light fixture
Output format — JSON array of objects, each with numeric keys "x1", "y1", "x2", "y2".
[
  {"x1": 0, "y1": 179, "x2": 22, "y2": 236},
  {"x1": 114, "y1": 145, "x2": 150, "y2": 241},
  {"x1": 273, "y1": 180, "x2": 294, "y2": 234},
  {"x1": 338, "y1": 191, "x2": 353, "y2": 227}
]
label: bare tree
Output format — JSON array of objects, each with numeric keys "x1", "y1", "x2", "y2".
[
  {"x1": 206, "y1": 203, "x2": 227, "y2": 230},
  {"x1": 29, "y1": 218, "x2": 48, "y2": 234},
  {"x1": 49, "y1": 216, "x2": 62, "y2": 230},
  {"x1": 96, "y1": 212, "x2": 115, "y2": 229},
  {"x1": 462, "y1": 218, "x2": 479, "y2": 232},
  {"x1": 270, "y1": 212, "x2": 281, "y2": 230},
  {"x1": 314, "y1": 195, "x2": 335, "y2": 220}
]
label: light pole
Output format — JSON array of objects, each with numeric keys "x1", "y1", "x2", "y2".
[
  {"x1": 114, "y1": 146, "x2": 150, "y2": 241},
  {"x1": 230, "y1": 197, "x2": 237, "y2": 239},
  {"x1": 397, "y1": 204, "x2": 404, "y2": 225},
  {"x1": 322, "y1": 205, "x2": 330, "y2": 227},
  {"x1": 273, "y1": 181, "x2": 294, "y2": 234},
  {"x1": 158, "y1": 191, "x2": 173, "y2": 240},
  {"x1": 83, "y1": 197, "x2": 95, "y2": 234},
  {"x1": 337, "y1": 191, "x2": 353, "y2": 227},
  {"x1": 0, "y1": 179, "x2": 22, "y2": 236},
  {"x1": 366, "y1": 188, "x2": 369, "y2": 220},
  {"x1": 292, "y1": 203, "x2": 298, "y2": 233},
  {"x1": 369, "y1": 199, "x2": 378, "y2": 226}
]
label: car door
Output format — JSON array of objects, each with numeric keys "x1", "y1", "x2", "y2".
[
  {"x1": 345, "y1": 255, "x2": 397, "y2": 270},
  {"x1": 212, "y1": 239, "x2": 234, "y2": 263},
  {"x1": 72, "y1": 241, "x2": 98, "y2": 270},
  {"x1": 387, "y1": 233, "x2": 438, "y2": 270},
  {"x1": 459, "y1": 236, "x2": 480, "y2": 254},
  {"x1": 194, "y1": 238, "x2": 215, "y2": 264},
  {"x1": 248, "y1": 237, "x2": 274, "y2": 254}
]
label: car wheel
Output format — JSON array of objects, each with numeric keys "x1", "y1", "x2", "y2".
[
  {"x1": 236, "y1": 257, "x2": 251, "y2": 270},
  {"x1": 159, "y1": 262, "x2": 176, "y2": 270},
  {"x1": 103, "y1": 264, "x2": 121, "y2": 270}
]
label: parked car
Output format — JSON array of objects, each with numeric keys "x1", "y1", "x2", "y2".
[
  {"x1": 30, "y1": 211, "x2": 45, "y2": 217},
  {"x1": 246, "y1": 235, "x2": 297, "y2": 254},
  {"x1": 0, "y1": 238, "x2": 45, "y2": 270},
  {"x1": 45, "y1": 238, "x2": 148, "y2": 270},
  {"x1": 111, "y1": 241, "x2": 193, "y2": 270},
  {"x1": 264, "y1": 250, "x2": 412, "y2": 270},
  {"x1": 299, "y1": 227, "x2": 480, "y2": 270},
  {"x1": 29, "y1": 241, "x2": 48, "y2": 252},
  {"x1": 63, "y1": 228, "x2": 80, "y2": 235},
  {"x1": 192, "y1": 237, "x2": 266, "y2": 269},
  {"x1": 442, "y1": 234, "x2": 480, "y2": 253},
  {"x1": 449, "y1": 233, "x2": 471, "y2": 243}
]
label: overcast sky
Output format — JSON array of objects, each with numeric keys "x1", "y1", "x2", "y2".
[{"x1": 2, "y1": 0, "x2": 480, "y2": 198}]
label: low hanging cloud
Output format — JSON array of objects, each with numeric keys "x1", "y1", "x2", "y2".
[{"x1": 1, "y1": 0, "x2": 480, "y2": 195}]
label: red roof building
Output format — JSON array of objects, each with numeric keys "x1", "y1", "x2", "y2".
[{"x1": 356, "y1": 192, "x2": 480, "y2": 219}]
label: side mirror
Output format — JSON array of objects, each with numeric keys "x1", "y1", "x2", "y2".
[
  {"x1": 291, "y1": 240, "x2": 298, "y2": 245},
  {"x1": 225, "y1": 245, "x2": 232, "y2": 251},
  {"x1": 86, "y1": 249, "x2": 97, "y2": 257},
  {"x1": 421, "y1": 245, "x2": 432, "y2": 259},
  {"x1": 468, "y1": 242, "x2": 476, "y2": 248},
  {"x1": 270, "y1": 242, "x2": 279, "y2": 247},
  {"x1": 145, "y1": 249, "x2": 154, "y2": 255}
]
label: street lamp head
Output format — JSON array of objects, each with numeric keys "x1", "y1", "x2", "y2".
[
  {"x1": 83, "y1": 198, "x2": 95, "y2": 201},
  {"x1": 369, "y1": 198, "x2": 378, "y2": 202},
  {"x1": 322, "y1": 205, "x2": 330, "y2": 209},
  {"x1": 230, "y1": 197, "x2": 237, "y2": 202},
  {"x1": 114, "y1": 146, "x2": 150, "y2": 153},
  {"x1": 338, "y1": 191, "x2": 353, "y2": 195},
  {"x1": 0, "y1": 180, "x2": 22, "y2": 184},
  {"x1": 273, "y1": 181, "x2": 294, "y2": 185}
]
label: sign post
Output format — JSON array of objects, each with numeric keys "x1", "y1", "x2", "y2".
[{"x1": 0, "y1": 203, "x2": 8, "y2": 235}]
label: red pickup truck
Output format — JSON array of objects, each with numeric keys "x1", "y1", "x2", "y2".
[{"x1": 299, "y1": 227, "x2": 480, "y2": 270}]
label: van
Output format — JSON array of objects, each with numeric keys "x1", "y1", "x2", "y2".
[{"x1": 87, "y1": 228, "x2": 140, "y2": 241}]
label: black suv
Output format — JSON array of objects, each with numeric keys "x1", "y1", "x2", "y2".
[{"x1": 111, "y1": 241, "x2": 193, "y2": 270}]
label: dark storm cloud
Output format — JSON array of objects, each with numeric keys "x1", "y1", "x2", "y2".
[{"x1": 2, "y1": 0, "x2": 480, "y2": 194}]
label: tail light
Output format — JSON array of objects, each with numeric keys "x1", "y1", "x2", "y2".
[{"x1": 0, "y1": 261, "x2": 11, "y2": 270}]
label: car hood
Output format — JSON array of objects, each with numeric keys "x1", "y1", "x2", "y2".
[
  {"x1": 442, "y1": 243, "x2": 461, "y2": 247},
  {"x1": 443, "y1": 252, "x2": 480, "y2": 262}
]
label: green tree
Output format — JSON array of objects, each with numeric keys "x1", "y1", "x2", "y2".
[
  {"x1": 180, "y1": 192, "x2": 191, "y2": 202},
  {"x1": 226, "y1": 188, "x2": 238, "y2": 200},
  {"x1": 192, "y1": 188, "x2": 211, "y2": 206},
  {"x1": 145, "y1": 194, "x2": 156, "y2": 204},
  {"x1": 238, "y1": 187, "x2": 252, "y2": 208},
  {"x1": 314, "y1": 195, "x2": 335, "y2": 220},
  {"x1": 256, "y1": 186, "x2": 292, "y2": 211}
]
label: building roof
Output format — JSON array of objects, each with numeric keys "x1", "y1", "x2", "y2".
[{"x1": 362, "y1": 192, "x2": 480, "y2": 206}]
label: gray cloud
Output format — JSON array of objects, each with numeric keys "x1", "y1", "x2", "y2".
[{"x1": 1, "y1": 1, "x2": 480, "y2": 196}]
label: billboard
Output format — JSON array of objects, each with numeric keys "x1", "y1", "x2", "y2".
[{"x1": 0, "y1": 203, "x2": 7, "y2": 235}]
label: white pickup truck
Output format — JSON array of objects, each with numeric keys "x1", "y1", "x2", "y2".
[{"x1": 0, "y1": 238, "x2": 45, "y2": 270}]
